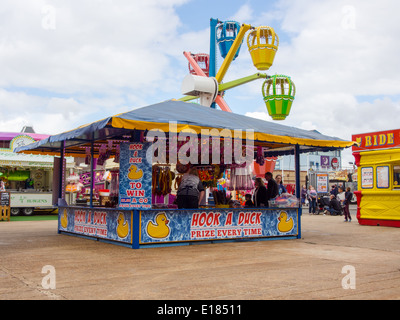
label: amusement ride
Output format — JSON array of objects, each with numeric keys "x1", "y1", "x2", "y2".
[{"x1": 179, "y1": 18, "x2": 296, "y2": 121}]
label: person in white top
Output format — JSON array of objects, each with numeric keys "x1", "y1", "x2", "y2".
[{"x1": 336, "y1": 187, "x2": 345, "y2": 206}]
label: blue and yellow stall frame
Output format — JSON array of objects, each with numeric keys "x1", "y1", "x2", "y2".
[
  {"x1": 15, "y1": 100, "x2": 355, "y2": 249},
  {"x1": 58, "y1": 206, "x2": 300, "y2": 249}
]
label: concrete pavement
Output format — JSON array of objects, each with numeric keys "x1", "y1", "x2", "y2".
[{"x1": 0, "y1": 205, "x2": 399, "y2": 300}]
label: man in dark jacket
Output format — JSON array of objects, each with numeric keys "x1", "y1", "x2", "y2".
[
  {"x1": 325, "y1": 194, "x2": 342, "y2": 215},
  {"x1": 265, "y1": 172, "x2": 279, "y2": 206}
]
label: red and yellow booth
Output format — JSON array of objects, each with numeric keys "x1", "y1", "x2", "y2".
[{"x1": 352, "y1": 129, "x2": 400, "y2": 227}]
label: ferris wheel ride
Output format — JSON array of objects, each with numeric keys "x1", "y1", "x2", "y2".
[{"x1": 179, "y1": 18, "x2": 295, "y2": 121}]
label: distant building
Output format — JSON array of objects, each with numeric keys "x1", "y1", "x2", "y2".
[
  {"x1": 275, "y1": 150, "x2": 342, "y2": 172},
  {"x1": 273, "y1": 150, "x2": 342, "y2": 186}
]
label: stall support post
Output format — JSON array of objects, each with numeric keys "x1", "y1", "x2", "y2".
[
  {"x1": 132, "y1": 210, "x2": 140, "y2": 249},
  {"x1": 294, "y1": 144, "x2": 302, "y2": 239},
  {"x1": 89, "y1": 141, "x2": 94, "y2": 208},
  {"x1": 58, "y1": 141, "x2": 65, "y2": 201}
]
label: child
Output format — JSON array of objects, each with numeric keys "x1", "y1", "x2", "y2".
[
  {"x1": 244, "y1": 194, "x2": 254, "y2": 207},
  {"x1": 0, "y1": 179, "x2": 5, "y2": 192}
]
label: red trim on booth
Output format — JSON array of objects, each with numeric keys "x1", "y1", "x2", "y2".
[{"x1": 357, "y1": 218, "x2": 400, "y2": 228}]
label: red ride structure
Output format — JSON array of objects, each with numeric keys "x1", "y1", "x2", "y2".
[{"x1": 188, "y1": 53, "x2": 210, "y2": 77}]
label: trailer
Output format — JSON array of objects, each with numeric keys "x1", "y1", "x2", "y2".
[
  {"x1": 0, "y1": 129, "x2": 74, "y2": 215},
  {"x1": 9, "y1": 192, "x2": 55, "y2": 216}
]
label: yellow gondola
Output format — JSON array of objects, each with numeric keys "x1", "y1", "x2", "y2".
[{"x1": 247, "y1": 26, "x2": 279, "y2": 70}]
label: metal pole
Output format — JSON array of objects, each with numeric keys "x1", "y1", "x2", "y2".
[
  {"x1": 215, "y1": 24, "x2": 251, "y2": 83},
  {"x1": 178, "y1": 73, "x2": 268, "y2": 102},
  {"x1": 209, "y1": 18, "x2": 218, "y2": 79},
  {"x1": 90, "y1": 141, "x2": 94, "y2": 208},
  {"x1": 294, "y1": 144, "x2": 302, "y2": 239},
  {"x1": 58, "y1": 141, "x2": 65, "y2": 201},
  {"x1": 209, "y1": 18, "x2": 218, "y2": 109}
]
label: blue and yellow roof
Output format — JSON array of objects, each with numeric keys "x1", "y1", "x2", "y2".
[{"x1": 15, "y1": 100, "x2": 355, "y2": 157}]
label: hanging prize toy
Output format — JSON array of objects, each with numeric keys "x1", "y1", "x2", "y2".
[{"x1": 256, "y1": 146, "x2": 265, "y2": 166}]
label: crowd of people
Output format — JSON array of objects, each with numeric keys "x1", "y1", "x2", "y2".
[
  {"x1": 301, "y1": 183, "x2": 353, "y2": 222},
  {"x1": 177, "y1": 166, "x2": 353, "y2": 223},
  {"x1": 176, "y1": 168, "x2": 282, "y2": 209}
]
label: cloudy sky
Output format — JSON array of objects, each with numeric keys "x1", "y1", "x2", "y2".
[{"x1": 1, "y1": 0, "x2": 399, "y2": 165}]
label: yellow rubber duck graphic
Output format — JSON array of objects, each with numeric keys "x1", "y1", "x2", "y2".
[
  {"x1": 128, "y1": 164, "x2": 143, "y2": 180},
  {"x1": 146, "y1": 212, "x2": 170, "y2": 239},
  {"x1": 277, "y1": 211, "x2": 294, "y2": 233},
  {"x1": 117, "y1": 213, "x2": 129, "y2": 239},
  {"x1": 60, "y1": 209, "x2": 68, "y2": 229}
]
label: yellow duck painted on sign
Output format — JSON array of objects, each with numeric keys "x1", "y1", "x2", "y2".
[
  {"x1": 60, "y1": 209, "x2": 68, "y2": 229},
  {"x1": 128, "y1": 164, "x2": 143, "y2": 180},
  {"x1": 277, "y1": 211, "x2": 294, "y2": 233},
  {"x1": 146, "y1": 213, "x2": 170, "y2": 239},
  {"x1": 117, "y1": 213, "x2": 129, "y2": 239}
]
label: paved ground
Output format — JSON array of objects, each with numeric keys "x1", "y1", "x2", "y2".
[{"x1": 1, "y1": 205, "x2": 399, "y2": 300}]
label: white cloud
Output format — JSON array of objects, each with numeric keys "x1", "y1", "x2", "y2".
[
  {"x1": 0, "y1": 0, "x2": 187, "y2": 94},
  {"x1": 0, "y1": 0, "x2": 192, "y2": 134},
  {"x1": 0, "y1": 0, "x2": 399, "y2": 173},
  {"x1": 245, "y1": 111, "x2": 271, "y2": 122},
  {"x1": 230, "y1": 4, "x2": 253, "y2": 22},
  {"x1": 240, "y1": 0, "x2": 400, "y2": 168}
]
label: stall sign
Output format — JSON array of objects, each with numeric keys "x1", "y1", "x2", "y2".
[
  {"x1": 331, "y1": 157, "x2": 339, "y2": 169},
  {"x1": 10, "y1": 193, "x2": 52, "y2": 207},
  {"x1": 377, "y1": 166, "x2": 389, "y2": 188},
  {"x1": 58, "y1": 207, "x2": 132, "y2": 244},
  {"x1": 321, "y1": 156, "x2": 330, "y2": 168},
  {"x1": 118, "y1": 142, "x2": 152, "y2": 210},
  {"x1": 352, "y1": 129, "x2": 400, "y2": 152},
  {"x1": 1, "y1": 192, "x2": 10, "y2": 206},
  {"x1": 316, "y1": 174, "x2": 328, "y2": 193},
  {"x1": 361, "y1": 167, "x2": 373, "y2": 189},
  {"x1": 140, "y1": 208, "x2": 298, "y2": 244}
]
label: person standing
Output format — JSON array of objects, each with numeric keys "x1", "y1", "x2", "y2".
[
  {"x1": 343, "y1": 187, "x2": 353, "y2": 222},
  {"x1": 264, "y1": 172, "x2": 278, "y2": 206},
  {"x1": 330, "y1": 184, "x2": 338, "y2": 196},
  {"x1": 244, "y1": 193, "x2": 254, "y2": 207},
  {"x1": 176, "y1": 167, "x2": 205, "y2": 209},
  {"x1": 275, "y1": 174, "x2": 287, "y2": 195},
  {"x1": 253, "y1": 177, "x2": 268, "y2": 207},
  {"x1": 307, "y1": 185, "x2": 317, "y2": 214},
  {"x1": 300, "y1": 185, "x2": 307, "y2": 206},
  {"x1": 337, "y1": 187, "x2": 345, "y2": 204}
]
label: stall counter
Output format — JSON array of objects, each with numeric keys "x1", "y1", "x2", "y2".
[{"x1": 58, "y1": 206, "x2": 301, "y2": 249}]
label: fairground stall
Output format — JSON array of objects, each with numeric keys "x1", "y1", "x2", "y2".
[
  {"x1": 352, "y1": 129, "x2": 400, "y2": 227},
  {"x1": 16, "y1": 100, "x2": 354, "y2": 248},
  {"x1": 0, "y1": 130, "x2": 74, "y2": 215}
]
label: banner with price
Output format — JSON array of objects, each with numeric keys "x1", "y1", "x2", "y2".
[{"x1": 118, "y1": 142, "x2": 152, "y2": 210}]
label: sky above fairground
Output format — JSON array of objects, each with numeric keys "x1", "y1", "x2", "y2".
[{"x1": 1, "y1": 0, "x2": 399, "y2": 165}]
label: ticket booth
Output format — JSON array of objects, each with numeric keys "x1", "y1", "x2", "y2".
[{"x1": 352, "y1": 129, "x2": 400, "y2": 227}]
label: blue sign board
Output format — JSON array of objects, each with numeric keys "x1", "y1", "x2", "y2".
[
  {"x1": 118, "y1": 142, "x2": 152, "y2": 210},
  {"x1": 58, "y1": 206, "x2": 132, "y2": 244},
  {"x1": 140, "y1": 208, "x2": 298, "y2": 244}
]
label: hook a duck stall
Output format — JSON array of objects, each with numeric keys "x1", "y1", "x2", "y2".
[{"x1": 15, "y1": 100, "x2": 355, "y2": 249}]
